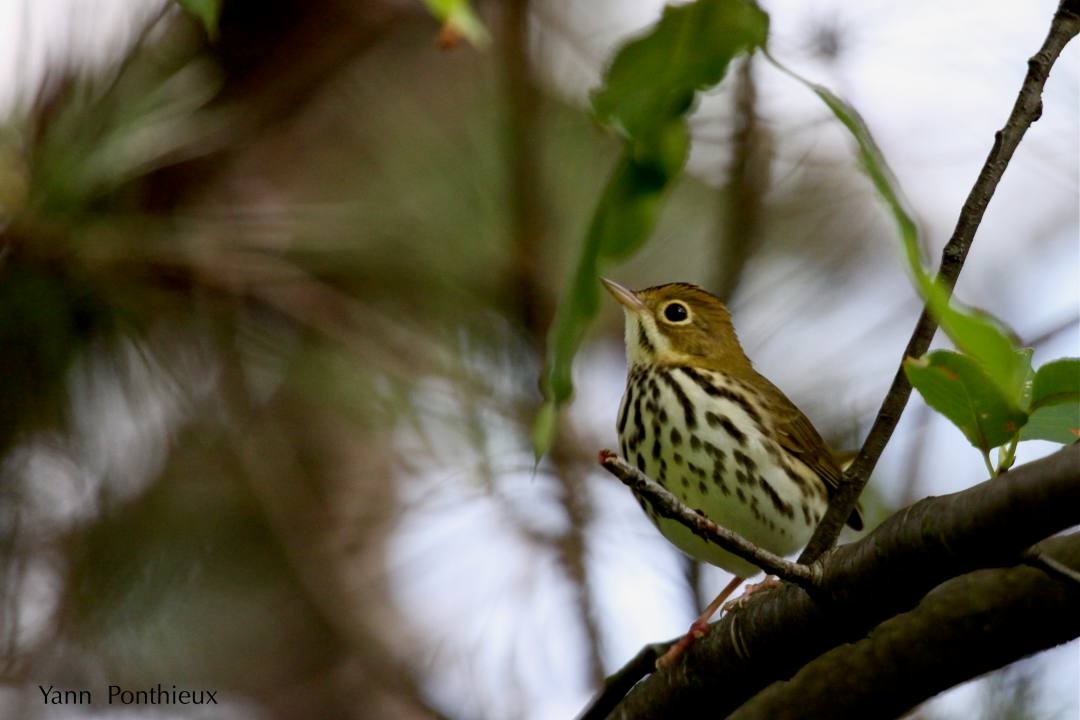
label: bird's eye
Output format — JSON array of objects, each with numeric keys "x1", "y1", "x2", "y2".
[{"x1": 662, "y1": 302, "x2": 690, "y2": 324}]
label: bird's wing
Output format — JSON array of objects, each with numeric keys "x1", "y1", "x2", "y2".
[{"x1": 752, "y1": 376, "x2": 865, "y2": 531}]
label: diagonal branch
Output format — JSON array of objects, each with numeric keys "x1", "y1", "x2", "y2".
[
  {"x1": 800, "y1": 0, "x2": 1080, "y2": 563},
  {"x1": 598, "y1": 451, "x2": 818, "y2": 587},
  {"x1": 586, "y1": 443, "x2": 1080, "y2": 718},
  {"x1": 730, "y1": 534, "x2": 1080, "y2": 720}
]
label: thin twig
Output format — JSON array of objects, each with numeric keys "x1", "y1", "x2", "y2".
[
  {"x1": 598, "y1": 451, "x2": 819, "y2": 588},
  {"x1": 1025, "y1": 314, "x2": 1079, "y2": 349},
  {"x1": 800, "y1": 0, "x2": 1080, "y2": 563}
]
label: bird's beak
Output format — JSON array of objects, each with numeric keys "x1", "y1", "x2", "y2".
[{"x1": 601, "y1": 278, "x2": 648, "y2": 315}]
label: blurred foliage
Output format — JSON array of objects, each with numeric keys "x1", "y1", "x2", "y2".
[
  {"x1": 67, "y1": 425, "x2": 334, "y2": 690},
  {"x1": 176, "y1": 0, "x2": 223, "y2": 40},
  {"x1": 23, "y1": 41, "x2": 225, "y2": 217},
  {"x1": 419, "y1": 0, "x2": 490, "y2": 48},
  {"x1": 0, "y1": 264, "x2": 110, "y2": 453},
  {"x1": 0, "y1": 2, "x2": 719, "y2": 715}
]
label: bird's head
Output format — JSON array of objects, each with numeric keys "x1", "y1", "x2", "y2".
[{"x1": 602, "y1": 279, "x2": 750, "y2": 372}]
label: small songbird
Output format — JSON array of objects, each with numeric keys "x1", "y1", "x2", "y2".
[{"x1": 603, "y1": 279, "x2": 862, "y2": 665}]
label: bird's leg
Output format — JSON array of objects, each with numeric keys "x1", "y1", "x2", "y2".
[{"x1": 656, "y1": 575, "x2": 744, "y2": 669}]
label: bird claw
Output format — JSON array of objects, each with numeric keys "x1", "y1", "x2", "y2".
[
  {"x1": 689, "y1": 618, "x2": 710, "y2": 639},
  {"x1": 655, "y1": 617, "x2": 714, "y2": 669},
  {"x1": 655, "y1": 634, "x2": 694, "y2": 669},
  {"x1": 722, "y1": 576, "x2": 781, "y2": 613}
]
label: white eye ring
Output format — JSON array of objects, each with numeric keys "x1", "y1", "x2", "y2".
[{"x1": 661, "y1": 301, "x2": 692, "y2": 325}]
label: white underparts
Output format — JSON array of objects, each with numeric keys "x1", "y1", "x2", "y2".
[{"x1": 616, "y1": 364, "x2": 827, "y2": 577}]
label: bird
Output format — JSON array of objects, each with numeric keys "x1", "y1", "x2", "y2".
[{"x1": 602, "y1": 278, "x2": 862, "y2": 666}]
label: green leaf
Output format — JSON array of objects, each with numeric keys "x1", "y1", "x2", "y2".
[
  {"x1": 767, "y1": 53, "x2": 1029, "y2": 407},
  {"x1": 920, "y1": 281, "x2": 1026, "y2": 404},
  {"x1": 419, "y1": 0, "x2": 491, "y2": 48},
  {"x1": 176, "y1": 0, "x2": 221, "y2": 39},
  {"x1": 533, "y1": 0, "x2": 769, "y2": 457},
  {"x1": 1019, "y1": 358, "x2": 1080, "y2": 444},
  {"x1": 1030, "y1": 357, "x2": 1080, "y2": 409},
  {"x1": 531, "y1": 400, "x2": 558, "y2": 463},
  {"x1": 541, "y1": 154, "x2": 674, "y2": 406},
  {"x1": 1017, "y1": 347, "x2": 1035, "y2": 408},
  {"x1": 904, "y1": 350, "x2": 1027, "y2": 452},
  {"x1": 593, "y1": 0, "x2": 768, "y2": 147},
  {"x1": 1020, "y1": 403, "x2": 1080, "y2": 444}
]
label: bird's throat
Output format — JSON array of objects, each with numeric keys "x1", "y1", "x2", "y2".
[{"x1": 623, "y1": 312, "x2": 681, "y2": 368}]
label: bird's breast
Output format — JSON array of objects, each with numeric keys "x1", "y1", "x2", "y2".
[{"x1": 616, "y1": 364, "x2": 828, "y2": 574}]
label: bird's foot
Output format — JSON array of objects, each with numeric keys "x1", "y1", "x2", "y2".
[
  {"x1": 655, "y1": 619, "x2": 711, "y2": 670},
  {"x1": 722, "y1": 575, "x2": 781, "y2": 613},
  {"x1": 656, "y1": 576, "x2": 746, "y2": 669}
]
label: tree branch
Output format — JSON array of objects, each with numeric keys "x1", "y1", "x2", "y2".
[
  {"x1": 598, "y1": 451, "x2": 818, "y2": 588},
  {"x1": 578, "y1": 642, "x2": 673, "y2": 720},
  {"x1": 1025, "y1": 547, "x2": 1080, "y2": 585},
  {"x1": 729, "y1": 534, "x2": 1080, "y2": 720},
  {"x1": 586, "y1": 444, "x2": 1080, "y2": 718},
  {"x1": 713, "y1": 56, "x2": 768, "y2": 303},
  {"x1": 799, "y1": 0, "x2": 1080, "y2": 563}
]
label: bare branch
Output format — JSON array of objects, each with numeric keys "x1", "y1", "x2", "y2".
[
  {"x1": 800, "y1": 0, "x2": 1080, "y2": 563},
  {"x1": 730, "y1": 534, "x2": 1080, "y2": 720},
  {"x1": 598, "y1": 451, "x2": 819, "y2": 588}
]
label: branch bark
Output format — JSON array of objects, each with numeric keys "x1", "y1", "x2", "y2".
[
  {"x1": 799, "y1": 0, "x2": 1080, "y2": 564},
  {"x1": 729, "y1": 534, "x2": 1080, "y2": 720},
  {"x1": 585, "y1": 444, "x2": 1080, "y2": 718}
]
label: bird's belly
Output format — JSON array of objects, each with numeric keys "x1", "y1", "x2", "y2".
[{"x1": 617, "y1": 366, "x2": 828, "y2": 578}]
